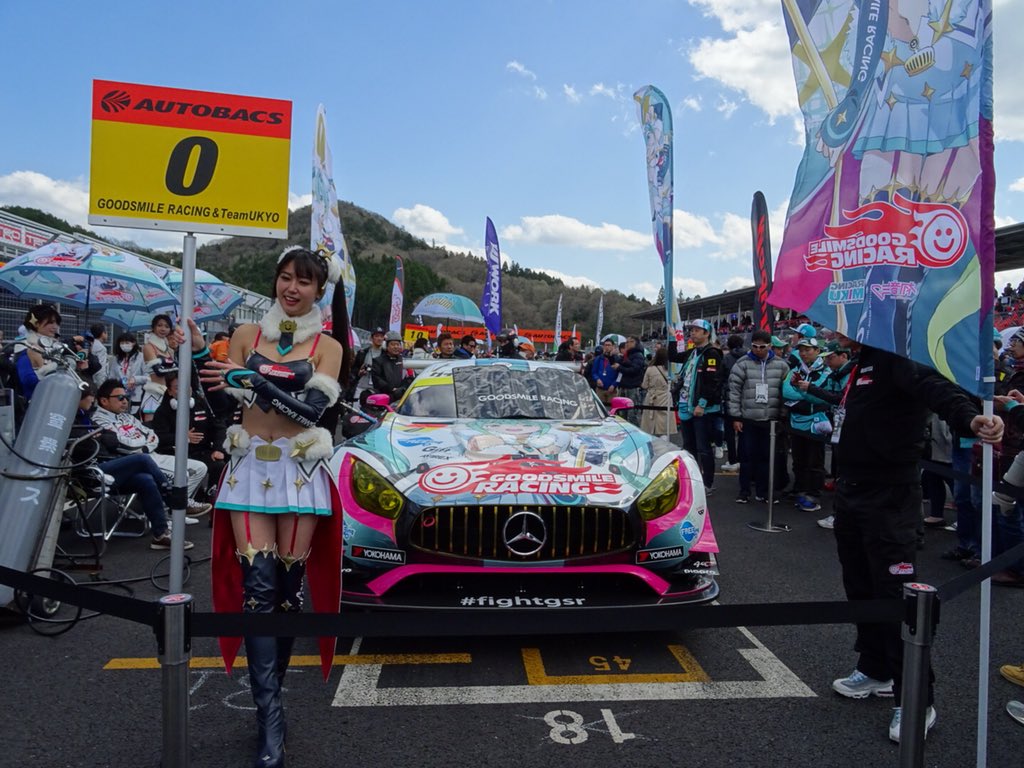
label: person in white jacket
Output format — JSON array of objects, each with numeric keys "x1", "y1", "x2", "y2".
[{"x1": 93, "y1": 377, "x2": 211, "y2": 516}]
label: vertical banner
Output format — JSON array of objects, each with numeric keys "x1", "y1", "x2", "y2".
[
  {"x1": 634, "y1": 86, "x2": 681, "y2": 350},
  {"x1": 770, "y1": 0, "x2": 994, "y2": 395},
  {"x1": 312, "y1": 105, "x2": 356, "y2": 329},
  {"x1": 554, "y1": 293, "x2": 563, "y2": 347},
  {"x1": 435, "y1": 322, "x2": 443, "y2": 341},
  {"x1": 751, "y1": 191, "x2": 775, "y2": 333},
  {"x1": 389, "y1": 255, "x2": 404, "y2": 334},
  {"x1": 482, "y1": 217, "x2": 503, "y2": 339},
  {"x1": 595, "y1": 293, "x2": 604, "y2": 346}
]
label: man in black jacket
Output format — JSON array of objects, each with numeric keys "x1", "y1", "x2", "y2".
[
  {"x1": 371, "y1": 331, "x2": 409, "y2": 399},
  {"x1": 615, "y1": 336, "x2": 647, "y2": 426},
  {"x1": 669, "y1": 320, "x2": 724, "y2": 492},
  {"x1": 828, "y1": 338, "x2": 1002, "y2": 742}
]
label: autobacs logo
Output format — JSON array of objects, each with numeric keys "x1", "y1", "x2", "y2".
[
  {"x1": 804, "y1": 193, "x2": 969, "y2": 272},
  {"x1": 99, "y1": 88, "x2": 285, "y2": 125},
  {"x1": 100, "y1": 89, "x2": 131, "y2": 113}
]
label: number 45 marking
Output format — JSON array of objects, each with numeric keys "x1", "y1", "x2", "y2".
[{"x1": 544, "y1": 709, "x2": 636, "y2": 745}]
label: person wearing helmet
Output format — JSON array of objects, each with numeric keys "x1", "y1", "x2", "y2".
[
  {"x1": 371, "y1": 331, "x2": 409, "y2": 399},
  {"x1": 495, "y1": 329, "x2": 523, "y2": 359}
]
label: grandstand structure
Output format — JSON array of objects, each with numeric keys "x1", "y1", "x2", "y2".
[{"x1": 0, "y1": 209, "x2": 271, "y2": 340}]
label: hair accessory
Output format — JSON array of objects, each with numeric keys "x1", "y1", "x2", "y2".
[{"x1": 277, "y1": 245, "x2": 341, "y2": 286}]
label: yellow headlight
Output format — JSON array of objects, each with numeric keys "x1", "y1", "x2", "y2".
[
  {"x1": 351, "y1": 460, "x2": 405, "y2": 519},
  {"x1": 636, "y1": 461, "x2": 680, "y2": 521}
]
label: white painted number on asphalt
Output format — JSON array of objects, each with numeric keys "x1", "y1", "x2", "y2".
[{"x1": 544, "y1": 709, "x2": 636, "y2": 745}]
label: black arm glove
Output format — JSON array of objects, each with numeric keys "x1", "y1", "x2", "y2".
[{"x1": 225, "y1": 368, "x2": 335, "y2": 428}]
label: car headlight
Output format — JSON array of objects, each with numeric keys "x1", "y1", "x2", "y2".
[
  {"x1": 351, "y1": 459, "x2": 405, "y2": 519},
  {"x1": 636, "y1": 461, "x2": 680, "y2": 521}
]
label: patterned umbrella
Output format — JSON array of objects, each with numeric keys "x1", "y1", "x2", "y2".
[
  {"x1": 601, "y1": 333, "x2": 627, "y2": 346},
  {"x1": 0, "y1": 242, "x2": 176, "y2": 316},
  {"x1": 411, "y1": 292, "x2": 484, "y2": 324},
  {"x1": 102, "y1": 267, "x2": 242, "y2": 329}
]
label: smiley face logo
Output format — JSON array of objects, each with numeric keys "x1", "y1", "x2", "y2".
[
  {"x1": 419, "y1": 464, "x2": 474, "y2": 495},
  {"x1": 915, "y1": 207, "x2": 967, "y2": 267}
]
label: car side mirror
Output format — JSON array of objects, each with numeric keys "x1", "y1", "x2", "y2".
[
  {"x1": 366, "y1": 393, "x2": 394, "y2": 412},
  {"x1": 609, "y1": 396, "x2": 633, "y2": 417}
]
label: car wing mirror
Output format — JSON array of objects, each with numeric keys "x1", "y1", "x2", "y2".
[{"x1": 609, "y1": 396, "x2": 633, "y2": 417}]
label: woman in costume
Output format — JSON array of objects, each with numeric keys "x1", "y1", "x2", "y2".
[
  {"x1": 195, "y1": 246, "x2": 351, "y2": 768},
  {"x1": 13, "y1": 304, "x2": 91, "y2": 400},
  {"x1": 141, "y1": 313, "x2": 176, "y2": 422},
  {"x1": 107, "y1": 331, "x2": 146, "y2": 415}
]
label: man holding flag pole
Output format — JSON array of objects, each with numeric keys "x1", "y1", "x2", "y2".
[{"x1": 771, "y1": 0, "x2": 1004, "y2": 752}]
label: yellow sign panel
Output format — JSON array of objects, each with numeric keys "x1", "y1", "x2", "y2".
[{"x1": 88, "y1": 79, "x2": 292, "y2": 239}]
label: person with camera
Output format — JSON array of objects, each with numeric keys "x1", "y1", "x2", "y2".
[
  {"x1": 352, "y1": 327, "x2": 386, "y2": 400},
  {"x1": 372, "y1": 331, "x2": 410, "y2": 400}
]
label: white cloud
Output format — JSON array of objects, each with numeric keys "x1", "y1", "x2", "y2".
[
  {"x1": 590, "y1": 82, "x2": 624, "y2": 101},
  {"x1": 506, "y1": 60, "x2": 537, "y2": 80},
  {"x1": 715, "y1": 95, "x2": 739, "y2": 119},
  {"x1": 1011, "y1": 177, "x2": 1024, "y2": 193},
  {"x1": 681, "y1": 96, "x2": 703, "y2": 112},
  {"x1": 536, "y1": 268, "x2": 601, "y2": 290},
  {"x1": 688, "y1": 0, "x2": 780, "y2": 33},
  {"x1": 533, "y1": 85, "x2": 548, "y2": 100},
  {"x1": 288, "y1": 192, "x2": 312, "y2": 210},
  {"x1": 996, "y1": 214, "x2": 1017, "y2": 228},
  {"x1": 392, "y1": 203, "x2": 464, "y2": 243},
  {"x1": 674, "y1": 277, "x2": 709, "y2": 296},
  {"x1": 673, "y1": 208, "x2": 720, "y2": 250},
  {"x1": 563, "y1": 84, "x2": 582, "y2": 104},
  {"x1": 724, "y1": 276, "x2": 756, "y2": 290},
  {"x1": 670, "y1": 196, "x2": 789, "y2": 263},
  {"x1": 630, "y1": 281, "x2": 660, "y2": 301},
  {"x1": 500, "y1": 214, "x2": 650, "y2": 251}
]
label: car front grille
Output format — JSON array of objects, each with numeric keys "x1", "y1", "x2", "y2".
[{"x1": 410, "y1": 505, "x2": 634, "y2": 561}]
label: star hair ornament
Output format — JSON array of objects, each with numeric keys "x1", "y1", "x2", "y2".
[{"x1": 277, "y1": 245, "x2": 342, "y2": 286}]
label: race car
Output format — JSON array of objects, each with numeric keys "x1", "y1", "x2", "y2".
[{"x1": 331, "y1": 358, "x2": 719, "y2": 609}]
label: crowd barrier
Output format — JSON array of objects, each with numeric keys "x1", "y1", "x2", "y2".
[{"x1": 3, "y1": 537, "x2": 1023, "y2": 768}]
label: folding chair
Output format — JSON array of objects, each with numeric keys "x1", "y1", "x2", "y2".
[{"x1": 67, "y1": 463, "x2": 147, "y2": 541}]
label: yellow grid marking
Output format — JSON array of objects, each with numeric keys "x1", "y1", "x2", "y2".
[
  {"x1": 103, "y1": 652, "x2": 471, "y2": 670},
  {"x1": 521, "y1": 645, "x2": 709, "y2": 685}
]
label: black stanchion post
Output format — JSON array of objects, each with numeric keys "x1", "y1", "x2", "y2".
[
  {"x1": 158, "y1": 593, "x2": 193, "y2": 768},
  {"x1": 899, "y1": 583, "x2": 938, "y2": 768},
  {"x1": 748, "y1": 420, "x2": 790, "y2": 533}
]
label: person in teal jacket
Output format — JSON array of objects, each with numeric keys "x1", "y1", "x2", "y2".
[{"x1": 782, "y1": 337, "x2": 830, "y2": 512}]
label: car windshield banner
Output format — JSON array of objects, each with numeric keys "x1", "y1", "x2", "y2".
[
  {"x1": 769, "y1": 0, "x2": 995, "y2": 396},
  {"x1": 453, "y1": 365, "x2": 603, "y2": 421}
]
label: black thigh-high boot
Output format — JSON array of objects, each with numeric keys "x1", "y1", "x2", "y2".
[
  {"x1": 241, "y1": 550, "x2": 285, "y2": 768},
  {"x1": 275, "y1": 557, "x2": 307, "y2": 686}
]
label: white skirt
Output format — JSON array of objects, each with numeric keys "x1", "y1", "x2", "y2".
[{"x1": 214, "y1": 436, "x2": 334, "y2": 516}]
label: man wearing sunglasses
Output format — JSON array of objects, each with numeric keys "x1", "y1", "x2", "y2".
[
  {"x1": 726, "y1": 329, "x2": 789, "y2": 503},
  {"x1": 454, "y1": 334, "x2": 477, "y2": 359}
]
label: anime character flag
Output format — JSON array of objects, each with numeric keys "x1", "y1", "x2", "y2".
[
  {"x1": 770, "y1": 0, "x2": 994, "y2": 396},
  {"x1": 389, "y1": 256, "x2": 404, "y2": 334},
  {"x1": 554, "y1": 293, "x2": 563, "y2": 346},
  {"x1": 311, "y1": 105, "x2": 357, "y2": 332},
  {"x1": 482, "y1": 218, "x2": 503, "y2": 338},
  {"x1": 595, "y1": 293, "x2": 604, "y2": 347},
  {"x1": 634, "y1": 86, "x2": 682, "y2": 343}
]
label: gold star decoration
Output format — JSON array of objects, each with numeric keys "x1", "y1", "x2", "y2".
[
  {"x1": 293, "y1": 477, "x2": 307, "y2": 491},
  {"x1": 881, "y1": 47, "x2": 904, "y2": 73},
  {"x1": 246, "y1": 597, "x2": 260, "y2": 610},
  {"x1": 229, "y1": 431, "x2": 243, "y2": 449},
  {"x1": 929, "y1": 0, "x2": 955, "y2": 44},
  {"x1": 290, "y1": 438, "x2": 317, "y2": 459},
  {"x1": 835, "y1": 110, "x2": 848, "y2": 126},
  {"x1": 922, "y1": 83, "x2": 935, "y2": 101},
  {"x1": 226, "y1": 475, "x2": 238, "y2": 489},
  {"x1": 280, "y1": 599, "x2": 293, "y2": 611},
  {"x1": 794, "y1": 9, "x2": 853, "y2": 106},
  {"x1": 261, "y1": 477, "x2": 274, "y2": 490},
  {"x1": 885, "y1": 93, "x2": 899, "y2": 110},
  {"x1": 961, "y1": 61, "x2": 973, "y2": 79}
]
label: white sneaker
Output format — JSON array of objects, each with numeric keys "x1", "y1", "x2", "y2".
[
  {"x1": 713, "y1": 444, "x2": 724, "y2": 459},
  {"x1": 889, "y1": 705, "x2": 936, "y2": 743},
  {"x1": 832, "y1": 669, "x2": 893, "y2": 698},
  {"x1": 720, "y1": 462, "x2": 740, "y2": 472},
  {"x1": 187, "y1": 499, "x2": 212, "y2": 517},
  {"x1": 817, "y1": 515, "x2": 835, "y2": 530},
  {"x1": 185, "y1": 516, "x2": 200, "y2": 525}
]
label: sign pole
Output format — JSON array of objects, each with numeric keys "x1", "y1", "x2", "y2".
[{"x1": 169, "y1": 233, "x2": 196, "y2": 595}]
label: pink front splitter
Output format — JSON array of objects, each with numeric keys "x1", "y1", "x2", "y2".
[{"x1": 366, "y1": 564, "x2": 673, "y2": 597}]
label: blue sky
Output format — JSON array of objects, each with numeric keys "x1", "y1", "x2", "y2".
[{"x1": 2, "y1": 0, "x2": 1022, "y2": 302}]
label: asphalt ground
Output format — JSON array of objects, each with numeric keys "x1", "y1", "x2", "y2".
[{"x1": 0, "y1": 468, "x2": 1022, "y2": 768}]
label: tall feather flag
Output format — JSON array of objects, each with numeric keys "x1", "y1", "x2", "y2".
[
  {"x1": 554, "y1": 293, "x2": 563, "y2": 347},
  {"x1": 595, "y1": 293, "x2": 604, "y2": 347},
  {"x1": 311, "y1": 105, "x2": 356, "y2": 335},
  {"x1": 770, "y1": 0, "x2": 994, "y2": 397},
  {"x1": 634, "y1": 86, "x2": 682, "y2": 350},
  {"x1": 751, "y1": 191, "x2": 774, "y2": 332},
  {"x1": 388, "y1": 256, "x2": 404, "y2": 334},
  {"x1": 482, "y1": 218, "x2": 503, "y2": 340}
]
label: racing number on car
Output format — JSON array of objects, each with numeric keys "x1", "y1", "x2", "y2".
[
  {"x1": 165, "y1": 137, "x2": 219, "y2": 196},
  {"x1": 543, "y1": 709, "x2": 636, "y2": 745}
]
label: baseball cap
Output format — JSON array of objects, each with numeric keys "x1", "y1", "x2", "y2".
[
  {"x1": 770, "y1": 335, "x2": 787, "y2": 349},
  {"x1": 795, "y1": 322, "x2": 817, "y2": 338},
  {"x1": 384, "y1": 331, "x2": 402, "y2": 342},
  {"x1": 796, "y1": 337, "x2": 819, "y2": 349},
  {"x1": 819, "y1": 340, "x2": 845, "y2": 357},
  {"x1": 371, "y1": 326, "x2": 386, "y2": 336},
  {"x1": 688, "y1": 319, "x2": 713, "y2": 334}
]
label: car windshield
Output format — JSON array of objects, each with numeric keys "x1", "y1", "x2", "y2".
[{"x1": 398, "y1": 364, "x2": 604, "y2": 420}]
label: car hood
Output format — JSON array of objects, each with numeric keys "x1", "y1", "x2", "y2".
[{"x1": 336, "y1": 414, "x2": 681, "y2": 507}]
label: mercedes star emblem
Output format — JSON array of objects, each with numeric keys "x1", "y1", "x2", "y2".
[{"x1": 503, "y1": 510, "x2": 548, "y2": 557}]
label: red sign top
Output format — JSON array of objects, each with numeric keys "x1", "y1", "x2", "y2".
[{"x1": 91, "y1": 79, "x2": 291, "y2": 139}]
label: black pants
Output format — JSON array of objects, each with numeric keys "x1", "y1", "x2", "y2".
[
  {"x1": 834, "y1": 478, "x2": 934, "y2": 705},
  {"x1": 791, "y1": 433, "x2": 825, "y2": 496}
]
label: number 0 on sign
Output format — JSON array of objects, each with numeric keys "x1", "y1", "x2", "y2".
[{"x1": 88, "y1": 79, "x2": 292, "y2": 239}]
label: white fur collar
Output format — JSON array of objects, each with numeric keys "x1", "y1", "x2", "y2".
[
  {"x1": 147, "y1": 333, "x2": 170, "y2": 354},
  {"x1": 259, "y1": 301, "x2": 323, "y2": 344}
]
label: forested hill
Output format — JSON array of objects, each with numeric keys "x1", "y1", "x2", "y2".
[{"x1": 3, "y1": 203, "x2": 653, "y2": 340}]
